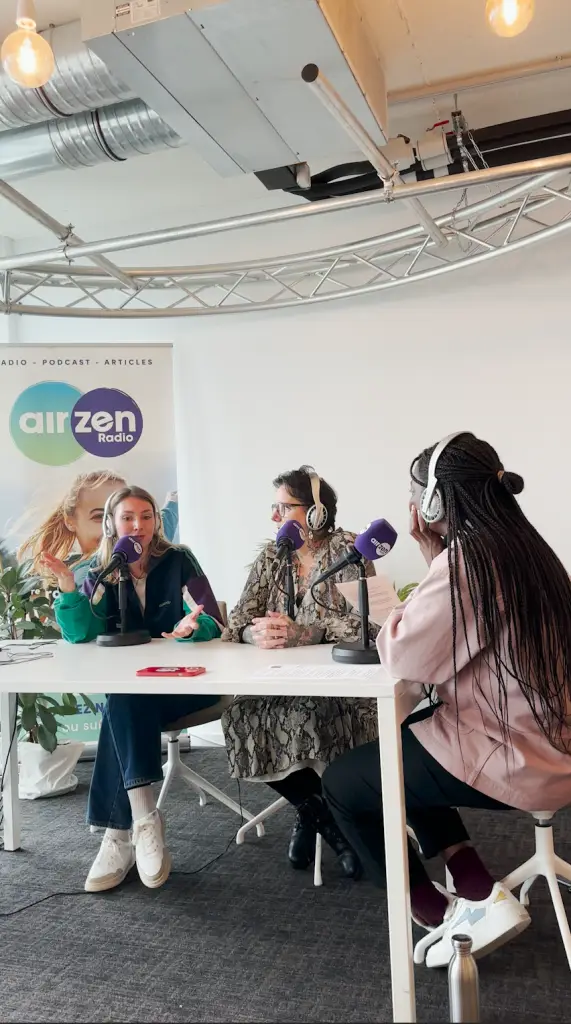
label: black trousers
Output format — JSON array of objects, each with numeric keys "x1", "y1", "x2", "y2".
[{"x1": 322, "y1": 707, "x2": 509, "y2": 888}]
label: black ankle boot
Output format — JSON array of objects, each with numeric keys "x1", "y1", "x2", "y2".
[
  {"x1": 288, "y1": 806, "x2": 317, "y2": 870},
  {"x1": 308, "y1": 795, "x2": 362, "y2": 880}
]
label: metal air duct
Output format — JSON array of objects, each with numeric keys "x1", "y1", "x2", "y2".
[
  {"x1": 0, "y1": 21, "x2": 133, "y2": 131},
  {"x1": 0, "y1": 99, "x2": 182, "y2": 180}
]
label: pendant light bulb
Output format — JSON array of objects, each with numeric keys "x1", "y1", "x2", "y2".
[
  {"x1": 485, "y1": 0, "x2": 535, "y2": 37},
  {"x1": 1, "y1": 0, "x2": 55, "y2": 89}
]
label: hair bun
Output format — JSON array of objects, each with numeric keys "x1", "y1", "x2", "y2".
[{"x1": 502, "y1": 471, "x2": 524, "y2": 495}]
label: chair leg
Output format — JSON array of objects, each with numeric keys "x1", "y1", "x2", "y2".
[
  {"x1": 177, "y1": 763, "x2": 262, "y2": 830},
  {"x1": 157, "y1": 737, "x2": 184, "y2": 811},
  {"x1": 502, "y1": 854, "x2": 541, "y2": 899},
  {"x1": 554, "y1": 856, "x2": 571, "y2": 884},
  {"x1": 314, "y1": 833, "x2": 323, "y2": 887},
  {"x1": 545, "y1": 868, "x2": 571, "y2": 969},
  {"x1": 157, "y1": 735, "x2": 262, "y2": 833},
  {"x1": 235, "y1": 797, "x2": 288, "y2": 844}
]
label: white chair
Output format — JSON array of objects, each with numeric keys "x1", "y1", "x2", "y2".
[
  {"x1": 156, "y1": 696, "x2": 262, "y2": 834},
  {"x1": 414, "y1": 810, "x2": 571, "y2": 966},
  {"x1": 502, "y1": 811, "x2": 571, "y2": 967},
  {"x1": 235, "y1": 796, "x2": 324, "y2": 886}
]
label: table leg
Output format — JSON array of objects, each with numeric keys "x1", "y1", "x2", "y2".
[
  {"x1": 377, "y1": 696, "x2": 416, "y2": 1023},
  {"x1": 0, "y1": 692, "x2": 21, "y2": 851}
]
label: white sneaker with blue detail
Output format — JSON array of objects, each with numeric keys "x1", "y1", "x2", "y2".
[{"x1": 425, "y1": 882, "x2": 531, "y2": 968}]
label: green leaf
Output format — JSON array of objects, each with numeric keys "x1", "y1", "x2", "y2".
[
  {"x1": 80, "y1": 693, "x2": 97, "y2": 714},
  {"x1": 396, "y1": 582, "x2": 419, "y2": 602},
  {"x1": 38, "y1": 706, "x2": 58, "y2": 733},
  {"x1": 19, "y1": 692, "x2": 37, "y2": 707},
  {"x1": 38, "y1": 695, "x2": 60, "y2": 707},
  {"x1": 20, "y1": 705, "x2": 37, "y2": 732},
  {"x1": 1, "y1": 567, "x2": 18, "y2": 592},
  {"x1": 47, "y1": 704, "x2": 77, "y2": 716},
  {"x1": 37, "y1": 724, "x2": 57, "y2": 753}
]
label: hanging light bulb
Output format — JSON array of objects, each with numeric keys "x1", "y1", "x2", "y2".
[
  {"x1": 1, "y1": 0, "x2": 55, "y2": 89},
  {"x1": 485, "y1": 0, "x2": 535, "y2": 37}
]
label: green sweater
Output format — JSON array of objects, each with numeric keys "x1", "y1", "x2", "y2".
[{"x1": 54, "y1": 589, "x2": 220, "y2": 644}]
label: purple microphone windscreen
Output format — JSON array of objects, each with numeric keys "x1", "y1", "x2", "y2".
[
  {"x1": 276, "y1": 519, "x2": 306, "y2": 551},
  {"x1": 113, "y1": 535, "x2": 144, "y2": 564},
  {"x1": 354, "y1": 519, "x2": 397, "y2": 561}
]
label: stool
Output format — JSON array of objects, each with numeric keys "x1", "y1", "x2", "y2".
[{"x1": 502, "y1": 811, "x2": 571, "y2": 967}]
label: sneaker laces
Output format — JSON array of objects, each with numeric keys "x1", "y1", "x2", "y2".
[
  {"x1": 92, "y1": 835, "x2": 130, "y2": 872},
  {"x1": 134, "y1": 813, "x2": 162, "y2": 857}
]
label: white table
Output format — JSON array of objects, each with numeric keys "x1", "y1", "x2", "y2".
[{"x1": 0, "y1": 639, "x2": 418, "y2": 1022}]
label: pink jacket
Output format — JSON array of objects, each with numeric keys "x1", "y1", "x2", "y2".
[{"x1": 378, "y1": 549, "x2": 571, "y2": 812}]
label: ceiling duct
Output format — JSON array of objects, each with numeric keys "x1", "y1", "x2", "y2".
[
  {"x1": 0, "y1": 21, "x2": 133, "y2": 130},
  {"x1": 0, "y1": 99, "x2": 182, "y2": 181},
  {"x1": 83, "y1": 0, "x2": 388, "y2": 177}
]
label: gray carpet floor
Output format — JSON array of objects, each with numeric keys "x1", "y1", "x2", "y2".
[{"x1": 1, "y1": 747, "x2": 570, "y2": 1023}]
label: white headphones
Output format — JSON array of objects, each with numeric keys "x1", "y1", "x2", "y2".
[
  {"x1": 420, "y1": 431, "x2": 466, "y2": 524},
  {"x1": 305, "y1": 468, "x2": 328, "y2": 532},
  {"x1": 102, "y1": 493, "x2": 116, "y2": 538},
  {"x1": 101, "y1": 490, "x2": 161, "y2": 539}
]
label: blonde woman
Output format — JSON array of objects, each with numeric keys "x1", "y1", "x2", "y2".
[
  {"x1": 42, "y1": 485, "x2": 221, "y2": 895},
  {"x1": 19, "y1": 471, "x2": 179, "y2": 587}
]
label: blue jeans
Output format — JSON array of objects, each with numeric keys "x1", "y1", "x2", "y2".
[{"x1": 87, "y1": 692, "x2": 221, "y2": 830}]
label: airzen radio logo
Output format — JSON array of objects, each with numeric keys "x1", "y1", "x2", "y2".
[{"x1": 10, "y1": 382, "x2": 144, "y2": 466}]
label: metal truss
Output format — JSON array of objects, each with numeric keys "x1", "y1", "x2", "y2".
[{"x1": 1, "y1": 158, "x2": 571, "y2": 319}]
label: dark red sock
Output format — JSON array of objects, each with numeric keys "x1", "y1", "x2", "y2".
[
  {"x1": 447, "y1": 846, "x2": 495, "y2": 901},
  {"x1": 411, "y1": 880, "x2": 449, "y2": 928}
]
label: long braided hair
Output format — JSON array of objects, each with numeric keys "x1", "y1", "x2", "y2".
[{"x1": 411, "y1": 432, "x2": 571, "y2": 753}]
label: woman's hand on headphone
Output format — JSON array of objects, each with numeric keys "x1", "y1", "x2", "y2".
[
  {"x1": 40, "y1": 552, "x2": 76, "y2": 593},
  {"x1": 162, "y1": 604, "x2": 204, "y2": 639},
  {"x1": 410, "y1": 506, "x2": 445, "y2": 567}
]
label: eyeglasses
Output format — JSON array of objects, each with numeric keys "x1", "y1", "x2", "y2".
[{"x1": 271, "y1": 502, "x2": 306, "y2": 518}]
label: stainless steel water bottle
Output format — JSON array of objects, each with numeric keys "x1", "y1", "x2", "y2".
[{"x1": 448, "y1": 934, "x2": 480, "y2": 1023}]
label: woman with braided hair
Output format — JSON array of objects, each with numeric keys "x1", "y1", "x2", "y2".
[{"x1": 323, "y1": 431, "x2": 571, "y2": 967}]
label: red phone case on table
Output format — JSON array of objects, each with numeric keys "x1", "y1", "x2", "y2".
[{"x1": 136, "y1": 666, "x2": 207, "y2": 677}]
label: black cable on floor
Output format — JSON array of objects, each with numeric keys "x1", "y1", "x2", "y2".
[
  {"x1": 0, "y1": 779, "x2": 245, "y2": 915},
  {"x1": 0, "y1": 833, "x2": 240, "y2": 918}
]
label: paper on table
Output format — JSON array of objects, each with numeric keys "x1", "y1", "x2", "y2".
[
  {"x1": 252, "y1": 663, "x2": 382, "y2": 681},
  {"x1": 335, "y1": 574, "x2": 401, "y2": 626}
]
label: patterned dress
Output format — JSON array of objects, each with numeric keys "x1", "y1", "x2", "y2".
[{"x1": 221, "y1": 528, "x2": 380, "y2": 781}]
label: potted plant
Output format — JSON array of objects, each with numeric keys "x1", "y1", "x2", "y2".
[{"x1": 0, "y1": 558, "x2": 96, "y2": 799}]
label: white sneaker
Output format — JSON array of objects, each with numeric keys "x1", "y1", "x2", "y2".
[
  {"x1": 132, "y1": 809, "x2": 171, "y2": 889},
  {"x1": 85, "y1": 834, "x2": 135, "y2": 893},
  {"x1": 425, "y1": 882, "x2": 531, "y2": 968}
]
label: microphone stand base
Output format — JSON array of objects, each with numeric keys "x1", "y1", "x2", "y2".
[
  {"x1": 96, "y1": 630, "x2": 152, "y2": 648},
  {"x1": 332, "y1": 641, "x2": 380, "y2": 665}
]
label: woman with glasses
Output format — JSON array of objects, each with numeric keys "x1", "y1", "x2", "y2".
[{"x1": 221, "y1": 466, "x2": 379, "y2": 878}]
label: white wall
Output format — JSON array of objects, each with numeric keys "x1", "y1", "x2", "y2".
[{"x1": 168, "y1": 233, "x2": 571, "y2": 609}]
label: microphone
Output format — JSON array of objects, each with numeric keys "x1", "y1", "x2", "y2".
[
  {"x1": 94, "y1": 535, "x2": 151, "y2": 649},
  {"x1": 275, "y1": 520, "x2": 306, "y2": 561},
  {"x1": 275, "y1": 520, "x2": 305, "y2": 619},
  {"x1": 311, "y1": 518, "x2": 397, "y2": 666},
  {"x1": 96, "y1": 535, "x2": 144, "y2": 582},
  {"x1": 312, "y1": 519, "x2": 397, "y2": 588}
]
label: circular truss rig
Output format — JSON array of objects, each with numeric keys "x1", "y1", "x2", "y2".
[{"x1": 1, "y1": 155, "x2": 571, "y2": 318}]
